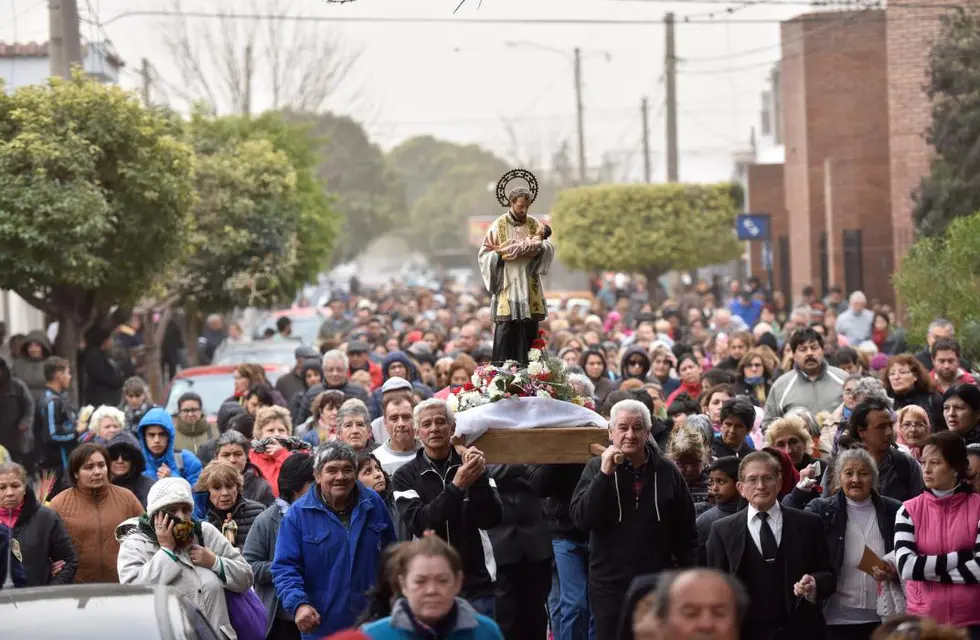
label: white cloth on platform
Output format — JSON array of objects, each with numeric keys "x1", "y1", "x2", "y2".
[{"x1": 453, "y1": 397, "x2": 607, "y2": 445}]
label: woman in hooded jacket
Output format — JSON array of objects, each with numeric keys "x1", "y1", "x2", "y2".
[
  {"x1": 11, "y1": 330, "x2": 51, "y2": 402},
  {"x1": 106, "y1": 431, "x2": 155, "y2": 507},
  {"x1": 579, "y1": 348, "x2": 618, "y2": 405},
  {"x1": 117, "y1": 476, "x2": 254, "y2": 639}
]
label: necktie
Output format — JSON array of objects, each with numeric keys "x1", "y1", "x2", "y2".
[{"x1": 758, "y1": 511, "x2": 778, "y2": 561}]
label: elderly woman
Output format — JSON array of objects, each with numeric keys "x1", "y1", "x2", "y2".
[
  {"x1": 80, "y1": 405, "x2": 125, "y2": 445},
  {"x1": 49, "y1": 442, "x2": 144, "y2": 583},
  {"x1": 196, "y1": 461, "x2": 267, "y2": 550},
  {"x1": 213, "y1": 430, "x2": 275, "y2": 506},
  {"x1": 117, "y1": 476, "x2": 254, "y2": 638},
  {"x1": 243, "y1": 453, "x2": 316, "y2": 640},
  {"x1": 361, "y1": 535, "x2": 503, "y2": 639},
  {"x1": 0, "y1": 461, "x2": 77, "y2": 586},
  {"x1": 768, "y1": 415, "x2": 824, "y2": 476},
  {"x1": 337, "y1": 399, "x2": 377, "y2": 454},
  {"x1": 272, "y1": 441, "x2": 396, "y2": 638},
  {"x1": 799, "y1": 449, "x2": 902, "y2": 639},
  {"x1": 895, "y1": 431, "x2": 980, "y2": 635}
]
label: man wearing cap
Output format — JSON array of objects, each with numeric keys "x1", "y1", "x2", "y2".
[
  {"x1": 478, "y1": 185, "x2": 555, "y2": 364},
  {"x1": 369, "y1": 376, "x2": 415, "y2": 445},
  {"x1": 277, "y1": 345, "x2": 322, "y2": 403},
  {"x1": 347, "y1": 340, "x2": 382, "y2": 391}
]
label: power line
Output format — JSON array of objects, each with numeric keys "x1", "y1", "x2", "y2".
[
  {"x1": 680, "y1": 3, "x2": 880, "y2": 63},
  {"x1": 98, "y1": 8, "x2": 927, "y2": 28}
]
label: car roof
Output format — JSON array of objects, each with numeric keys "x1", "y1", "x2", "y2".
[
  {"x1": 175, "y1": 363, "x2": 286, "y2": 378},
  {"x1": 0, "y1": 584, "x2": 173, "y2": 639}
]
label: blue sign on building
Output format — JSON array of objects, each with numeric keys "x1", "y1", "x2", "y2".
[{"x1": 735, "y1": 214, "x2": 771, "y2": 241}]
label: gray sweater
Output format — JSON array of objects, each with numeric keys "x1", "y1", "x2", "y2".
[
  {"x1": 242, "y1": 501, "x2": 290, "y2": 637},
  {"x1": 763, "y1": 364, "x2": 847, "y2": 428}
]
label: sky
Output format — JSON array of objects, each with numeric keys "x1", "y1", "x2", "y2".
[{"x1": 2, "y1": 0, "x2": 827, "y2": 184}]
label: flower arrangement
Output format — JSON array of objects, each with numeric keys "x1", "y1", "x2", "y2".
[{"x1": 448, "y1": 332, "x2": 597, "y2": 413}]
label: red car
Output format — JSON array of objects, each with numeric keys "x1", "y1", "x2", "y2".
[{"x1": 163, "y1": 364, "x2": 288, "y2": 423}]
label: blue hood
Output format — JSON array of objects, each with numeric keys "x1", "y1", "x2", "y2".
[
  {"x1": 382, "y1": 351, "x2": 417, "y2": 382},
  {"x1": 137, "y1": 407, "x2": 179, "y2": 479}
]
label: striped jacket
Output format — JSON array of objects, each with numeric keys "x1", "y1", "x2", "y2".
[{"x1": 894, "y1": 486, "x2": 980, "y2": 627}]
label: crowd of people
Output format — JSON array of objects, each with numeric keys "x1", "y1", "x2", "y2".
[{"x1": 0, "y1": 273, "x2": 979, "y2": 640}]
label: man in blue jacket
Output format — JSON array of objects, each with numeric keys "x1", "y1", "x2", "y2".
[
  {"x1": 136, "y1": 407, "x2": 203, "y2": 488},
  {"x1": 272, "y1": 441, "x2": 395, "y2": 639}
]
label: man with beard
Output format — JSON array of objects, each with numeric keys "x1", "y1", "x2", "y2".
[{"x1": 763, "y1": 328, "x2": 845, "y2": 428}]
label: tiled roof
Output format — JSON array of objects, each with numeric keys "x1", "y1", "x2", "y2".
[{"x1": 0, "y1": 41, "x2": 125, "y2": 68}]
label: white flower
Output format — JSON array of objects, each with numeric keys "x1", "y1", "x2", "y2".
[
  {"x1": 528, "y1": 348, "x2": 542, "y2": 362},
  {"x1": 447, "y1": 394, "x2": 459, "y2": 413},
  {"x1": 528, "y1": 361, "x2": 549, "y2": 376},
  {"x1": 489, "y1": 385, "x2": 504, "y2": 399},
  {"x1": 536, "y1": 389, "x2": 552, "y2": 398},
  {"x1": 472, "y1": 373, "x2": 483, "y2": 388}
]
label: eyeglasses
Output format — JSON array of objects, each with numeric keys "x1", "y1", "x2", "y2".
[
  {"x1": 742, "y1": 475, "x2": 778, "y2": 486},
  {"x1": 179, "y1": 408, "x2": 202, "y2": 415}
]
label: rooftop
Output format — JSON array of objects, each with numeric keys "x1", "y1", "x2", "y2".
[{"x1": 0, "y1": 40, "x2": 125, "y2": 68}]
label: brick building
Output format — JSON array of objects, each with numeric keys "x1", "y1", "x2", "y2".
[{"x1": 745, "y1": 2, "x2": 965, "y2": 307}]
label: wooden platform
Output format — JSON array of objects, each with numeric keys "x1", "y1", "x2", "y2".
[{"x1": 454, "y1": 427, "x2": 610, "y2": 464}]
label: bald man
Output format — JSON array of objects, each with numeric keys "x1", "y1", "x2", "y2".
[{"x1": 644, "y1": 569, "x2": 746, "y2": 640}]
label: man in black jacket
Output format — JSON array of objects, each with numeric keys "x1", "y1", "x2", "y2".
[
  {"x1": 529, "y1": 460, "x2": 592, "y2": 640},
  {"x1": 488, "y1": 464, "x2": 553, "y2": 640},
  {"x1": 706, "y1": 451, "x2": 834, "y2": 640},
  {"x1": 570, "y1": 398, "x2": 697, "y2": 640},
  {"x1": 391, "y1": 398, "x2": 502, "y2": 617}
]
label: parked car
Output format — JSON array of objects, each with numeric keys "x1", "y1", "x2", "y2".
[
  {"x1": 164, "y1": 364, "x2": 287, "y2": 422},
  {"x1": 212, "y1": 341, "x2": 299, "y2": 367},
  {"x1": 0, "y1": 584, "x2": 223, "y2": 640},
  {"x1": 253, "y1": 306, "x2": 328, "y2": 345}
]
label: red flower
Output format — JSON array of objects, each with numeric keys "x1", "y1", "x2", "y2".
[
  {"x1": 530, "y1": 339, "x2": 547, "y2": 350},
  {"x1": 462, "y1": 382, "x2": 476, "y2": 392},
  {"x1": 813, "y1": 485, "x2": 823, "y2": 495},
  {"x1": 538, "y1": 329, "x2": 547, "y2": 338}
]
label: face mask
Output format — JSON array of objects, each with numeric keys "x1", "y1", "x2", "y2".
[{"x1": 743, "y1": 375, "x2": 765, "y2": 385}]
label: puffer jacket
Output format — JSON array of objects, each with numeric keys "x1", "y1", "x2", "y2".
[
  {"x1": 117, "y1": 517, "x2": 254, "y2": 639},
  {"x1": 205, "y1": 494, "x2": 267, "y2": 549},
  {"x1": 4, "y1": 489, "x2": 77, "y2": 586},
  {"x1": 48, "y1": 484, "x2": 144, "y2": 583},
  {"x1": 242, "y1": 500, "x2": 289, "y2": 638},
  {"x1": 895, "y1": 487, "x2": 980, "y2": 627}
]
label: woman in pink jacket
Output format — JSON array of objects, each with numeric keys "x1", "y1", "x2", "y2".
[{"x1": 894, "y1": 431, "x2": 980, "y2": 637}]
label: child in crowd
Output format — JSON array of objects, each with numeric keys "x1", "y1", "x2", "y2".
[{"x1": 694, "y1": 456, "x2": 742, "y2": 565}]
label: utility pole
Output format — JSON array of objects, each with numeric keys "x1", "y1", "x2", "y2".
[
  {"x1": 141, "y1": 58, "x2": 151, "y2": 106},
  {"x1": 243, "y1": 45, "x2": 253, "y2": 116},
  {"x1": 574, "y1": 47, "x2": 586, "y2": 185},
  {"x1": 641, "y1": 96, "x2": 651, "y2": 182},
  {"x1": 664, "y1": 12, "x2": 679, "y2": 182},
  {"x1": 48, "y1": 0, "x2": 83, "y2": 78}
]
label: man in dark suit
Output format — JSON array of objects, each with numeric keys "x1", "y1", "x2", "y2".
[{"x1": 706, "y1": 451, "x2": 835, "y2": 640}]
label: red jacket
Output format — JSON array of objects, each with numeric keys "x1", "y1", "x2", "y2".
[
  {"x1": 352, "y1": 362, "x2": 384, "y2": 391},
  {"x1": 931, "y1": 369, "x2": 977, "y2": 394},
  {"x1": 248, "y1": 448, "x2": 291, "y2": 498}
]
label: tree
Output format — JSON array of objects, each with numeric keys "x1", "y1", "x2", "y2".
[
  {"x1": 893, "y1": 211, "x2": 980, "y2": 360},
  {"x1": 550, "y1": 182, "x2": 744, "y2": 284},
  {"x1": 0, "y1": 71, "x2": 196, "y2": 364},
  {"x1": 162, "y1": 0, "x2": 361, "y2": 115},
  {"x1": 387, "y1": 136, "x2": 509, "y2": 260},
  {"x1": 297, "y1": 112, "x2": 404, "y2": 263},
  {"x1": 912, "y1": 6, "x2": 980, "y2": 237}
]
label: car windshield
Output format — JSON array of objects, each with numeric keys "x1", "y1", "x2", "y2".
[
  {"x1": 257, "y1": 315, "x2": 323, "y2": 345},
  {"x1": 213, "y1": 345, "x2": 296, "y2": 366},
  {"x1": 165, "y1": 370, "x2": 284, "y2": 418}
]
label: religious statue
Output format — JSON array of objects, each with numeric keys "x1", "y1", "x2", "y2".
[{"x1": 478, "y1": 169, "x2": 555, "y2": 365}]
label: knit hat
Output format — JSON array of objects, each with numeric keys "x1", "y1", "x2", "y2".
[{"x1": 146, "y1": 477, "x2": 194, "y2": 518}]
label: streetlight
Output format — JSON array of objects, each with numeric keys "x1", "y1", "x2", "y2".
[{"x1": 504, "y1": 41, "x2": 612, "y2": 184}]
